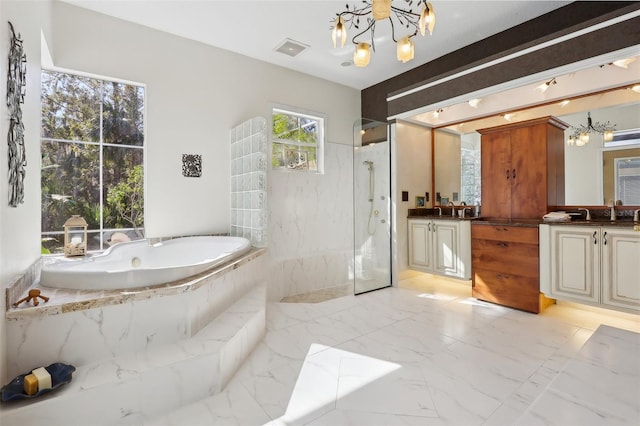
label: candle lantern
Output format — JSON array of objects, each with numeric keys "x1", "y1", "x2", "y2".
[{"x1": 63, "y1": 215, "x2": 88, "y2": 257}]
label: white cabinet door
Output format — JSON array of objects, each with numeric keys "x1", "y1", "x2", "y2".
[
  {"x1": 433, "y1": 220, "x2": 458, "y2": 276},
  {"x1": 409, "y1": 221, "x2": 431, "y2": 270},
  {"x1": 601, "y1": 228, "x2": 640, "y2": 312},
  {"x1": 550, "y1": 226, "x2": 600, "y2": 304}
]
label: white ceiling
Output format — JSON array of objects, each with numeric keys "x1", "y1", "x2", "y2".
[{"x1": 61, "y1": 0, "x2": 572, "y2": 90}]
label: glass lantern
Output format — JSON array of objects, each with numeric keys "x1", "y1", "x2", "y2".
[{"x1": 63, "y1": 215, "x2": 88, "y2": 257}]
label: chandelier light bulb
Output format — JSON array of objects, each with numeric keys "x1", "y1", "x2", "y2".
[
  {"x1": 397, "y1": 37, "x2": 414, "y2": 63},
  {"x1": 419, "y1": 2, "x2": 436, "y2": 36},
  {"x1": 332, "y1": 16, "x2": 347, "y2": 48},
  {"x1": 353, "y1": 43, "x2": 371, "y2": 67},
  {"x1": 579, "y1": 132, "x2": 589, "y2": 145},
  {"x1": 603, "y1": 129, "x2": 614, "y2": 142}
]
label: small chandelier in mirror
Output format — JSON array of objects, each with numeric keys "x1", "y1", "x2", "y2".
[
  {"x1": 566, "y1": 112, "x2": 616, "y2": 147},
  {"x1": 331, "y1": 0, "x2": 435, "y2": 67}
]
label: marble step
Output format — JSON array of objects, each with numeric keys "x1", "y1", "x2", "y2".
[{"x1": 1, "y1": 284, "x2": 266, "y2": 426}]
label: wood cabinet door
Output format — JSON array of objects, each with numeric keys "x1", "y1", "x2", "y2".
[
  {"x1": 550, "y1": 226, "x2": 599, "y2": 304},
  {"x1": 601, "y1": 228, "x2": 640, "y2": 312},
  {"x1": 509, "y1": 124, "x2": 547, "y2": 219},
  {"x1": 481, "y1": 131, "x2": 511, "y2": 218}
]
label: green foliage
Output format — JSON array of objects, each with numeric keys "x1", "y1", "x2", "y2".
[
  {"x1": 106, "y1": 165, "x2": 144, "y2": 237},
  {"x1": 41, "y1": 70, "x2": 145, "y2": 249}
]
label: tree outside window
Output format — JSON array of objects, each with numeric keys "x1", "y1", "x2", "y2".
[
  {"x1": 272, "y1": 107, "x2": 324, "y2": 173},
  {"x1": 41, "y1": 70, "x2": 145, "y2": 253}
]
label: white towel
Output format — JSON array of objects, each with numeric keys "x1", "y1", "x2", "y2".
[{"x1": 543, "y1": 212, "x2": 571, "y2": 222}]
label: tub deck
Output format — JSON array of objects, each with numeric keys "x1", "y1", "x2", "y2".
[{"x1": 5, "y1": 247, "x2": 266, "y2": 320}]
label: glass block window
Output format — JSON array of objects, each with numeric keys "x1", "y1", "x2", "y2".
[
  {"x1": 271, "y1": 107, "x2": 325, "y2": 173},
  {"x1": 230, "y1": 117, "x2": 268, "y2": 247}
]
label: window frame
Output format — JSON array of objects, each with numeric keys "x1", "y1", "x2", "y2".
[
  {"x1": 40, "y1": 67, "x2": 147, "y2": 253},
  {"x1": 270, "y1": 104, "x2": 326, "y2": 174}
]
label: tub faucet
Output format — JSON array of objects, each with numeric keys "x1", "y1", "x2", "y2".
[
  {"x1": 578, "y1": 208, "x2": 591, "y2": 221},
  {"x1": 434, "y1": 207, "x2": 442, "y2": 217},
  {"x1": 634, "y1": 209, "x2": 640, "y2": 222},
  {"x1": 448, "y1": 201, "x2": 455, "y2": 217}
]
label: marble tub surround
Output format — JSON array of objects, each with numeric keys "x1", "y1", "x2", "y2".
[
  {"x1": 6, "y1": 248, "x2": 265, "y2": 319},
  {"x1": 145, "y1": 273, "x2": 639, "y2": 426},
  {"x1": 1, "y1": 284, "x2": 267, "y2": 426},
  {"x1": 4, "y1": 257, "x2": 42, "y2": 312},
  {"x1": 5, "y1": 248, "x2": 267, "y2": 378}
]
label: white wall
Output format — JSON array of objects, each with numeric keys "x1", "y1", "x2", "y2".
[
  {"x1": 49, "y1": 1, "x2": 360, "y2": 238},
  {"x1": 394, "y1": 121, "x2": 431, "y2": 275},
  {"x1": 0, "y1": 0, "x2": 52, "y2": 384}
]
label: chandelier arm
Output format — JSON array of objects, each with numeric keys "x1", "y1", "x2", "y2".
[{"x1": 352, "y1": 18, "x2": 376, "y2": 46}]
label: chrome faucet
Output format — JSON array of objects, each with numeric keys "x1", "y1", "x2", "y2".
[
  {"x1": 578, "y1": 208, "x2": 591, "y2": 221},
  {"x1": 460, "y1": 201, "x2": 467, "y2": 206},
  {"x1": 634, "y1": 209, "x2": 640, "y2": 222},
  {"x1": 434, "y1": 207, "x2": 442, "y2": 217},
  {"x1": 448, "y1": 201, "x2": 455, "y2": 217}
]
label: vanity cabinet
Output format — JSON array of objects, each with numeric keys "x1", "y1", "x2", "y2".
[
  {"x1": 471, "y1": 223, "x2": 548, "y2": 313},
  {"x1": 478, "y1": 117, "x2": 567, "y2": 219},
  {"x1": 540, "y1": 225, "x2": 640, "y2": 313},
  {"x1": 408, "y1": 218, "x2": 471, "y2": 279}
]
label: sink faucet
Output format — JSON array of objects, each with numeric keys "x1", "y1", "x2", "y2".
[
  {"x1": 434, "y1": 207, "x2": 442, "y2": 217},
  {"x1": 634, "y1": 209, "x2": 640, "y2": 222},
  {"x1": 448, "y1": 201, "x2": 455, "y2": 217},
  {"x1": 610, "y1": 205, "x2": 617, "y2": 221},
  {"x1": 578, "y1": 208, "x2": 591, "y2": 221}
]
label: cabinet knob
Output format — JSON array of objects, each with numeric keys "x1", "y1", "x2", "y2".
[
  {"x1": 512, "y1": 169, "x2": 516, "y2": 179},
  {"x1": 505, "y1": 169, "x2": 510, "y2": 180}
]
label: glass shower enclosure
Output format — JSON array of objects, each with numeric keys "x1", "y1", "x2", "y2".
[{"x1": 353, "y1": 118, "x2": 391, "y2": 294}]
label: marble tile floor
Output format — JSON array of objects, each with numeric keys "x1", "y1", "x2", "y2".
[{"x1": 149, "y1": 273, "x2": 639, "y2": 426}]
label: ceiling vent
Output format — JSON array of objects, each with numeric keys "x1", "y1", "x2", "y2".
[{"x1": 274, "y1": 38, "x2": 309, "y2": 58}]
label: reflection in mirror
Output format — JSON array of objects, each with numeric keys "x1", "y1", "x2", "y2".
[
  {"x1": 434, "y1": 130, "x2": 481, "y2": 206},
  {"x1": 560, "y1": 103, "x2": 640, "y2": 205}
]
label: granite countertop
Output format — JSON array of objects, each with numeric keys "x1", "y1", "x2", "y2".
[{"x1": 407, "y1": 215, "x2": 478, "y2": 221}]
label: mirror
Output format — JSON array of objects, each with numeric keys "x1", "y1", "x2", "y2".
[
  {"x1": 418, "y1": 54, "x2": 640, "y2": 207},
  {"x1": 434, "y1": 129, "x2": 480, "y2": 206},
  {"x1": 431, "y1": 86, "x2": 640, "y2": 207}
]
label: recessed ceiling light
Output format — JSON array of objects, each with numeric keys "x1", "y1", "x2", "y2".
[
  {"x1": 503, "y1": 113, "x2": 514, "y2": 121},
  {"x1": 559, "y1": 100, "x2": 570, "y2": 107},
  {"x1": 468, "y1": 98, "x2": 481, "y2": 108},
  {"x1": 631, "y1": 85, "x2": 640, "y2": 93},
  {"x1": 612, "y1": 57, "x2": 636, "y2": 69},
  {"x1": 274, "y1": 38, "x2": 309, "y2": 57}
]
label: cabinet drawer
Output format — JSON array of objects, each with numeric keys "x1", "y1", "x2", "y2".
[
  {"x1": 472, "y1": 240, "x2": 539, "y2": 278},
  {"x1": 472, "y1": 225, "x2": 538, "y2": 244},
  {"x1": 472, "y1": 268, "x2": 540, "y2": 313}
]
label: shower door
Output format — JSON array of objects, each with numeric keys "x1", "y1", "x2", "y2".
[{"x1": 353, "y1": 119, "x2": 391, "y2": 294}]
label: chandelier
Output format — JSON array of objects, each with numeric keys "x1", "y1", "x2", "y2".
[
  {"x1": 331, "y1": 0, "x2": 435, "y2": 67},
  {"x1": 566, "y1": 112, "x2": 616, "y2": 147}
]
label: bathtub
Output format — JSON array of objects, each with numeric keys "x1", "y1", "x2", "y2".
[{"x1": 40, "y1": 236, "x2": 252, "y2": 290}]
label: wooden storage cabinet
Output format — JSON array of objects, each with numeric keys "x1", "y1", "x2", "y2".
[
  {"x1": 409, "y1": 219, "x2": 471, "y2": 280},
  {"x1": 478, "y1": 117, "x2": 567, "y2": 219},
  {"x1": 541, "y1": 225, "x2": 640, "y2": 313},
  {"x1": 472, "y1": 224, "x2": 544, "y2": 313}
]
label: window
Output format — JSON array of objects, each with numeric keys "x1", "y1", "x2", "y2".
[
  {"x1": 271, "y1": 107, "x2": 324, "y2": 173},
  {"x1": 41, "y1": 69, "x2": 145, "y2": 253},
  {"x1": 615, "y1": 156, "x2": 640, "y2": 205}
]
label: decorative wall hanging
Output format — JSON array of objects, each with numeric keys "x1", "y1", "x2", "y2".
[
  {"x1": 7, "y1": 21, "x2": 27, "y2": 207},
  {"x1": 182, "y1": 154, "x2": 202, "y2": 177}
]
